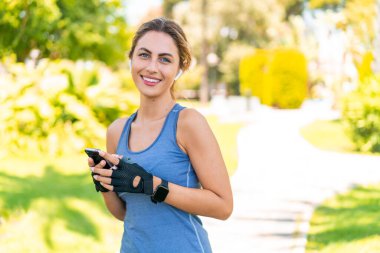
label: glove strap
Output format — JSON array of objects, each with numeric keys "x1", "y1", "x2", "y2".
[{"x1": 143, "y1": 177, "x2": 154, "y2": 195}]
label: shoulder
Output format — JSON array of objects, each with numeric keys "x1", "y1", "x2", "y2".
[
  {"x1": 178, "y1": 108, "x2": 209, "y2": 132},
  {"x1": 177, "y1": 108, "x2": 214, "y2": 150},
  {"x1": 107, "y1": 117, "x2": 128, "y2": 135},
  {"x1": 106, "y1": 117, "x2": 129, "y2": 152}
]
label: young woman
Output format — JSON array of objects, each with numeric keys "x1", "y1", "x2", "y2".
[{"x1": 88, "y1": 17, "x2": 233, "y2": 253}]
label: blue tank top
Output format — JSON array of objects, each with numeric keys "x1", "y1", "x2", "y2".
[{"x1": 116, "y1": 103, "x2": 212, "y2": 253}]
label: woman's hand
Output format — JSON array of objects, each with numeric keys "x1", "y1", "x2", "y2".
[
  {"x1": 87, "y1": 155, "x2": 109, "y2": 192},
  {"x1": 91, "y1": 151, "x2": 154, "y2": 195}
]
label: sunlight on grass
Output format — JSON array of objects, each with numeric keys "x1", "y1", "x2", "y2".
[
  {"x1": 306, "y1": 184, "x2": 380, "y2": 253},
  {"x1": 0, "y1": 154, "x2": 123, "y2": 253},
  {"x1": 206, "y1": 115, "x2": 243, "y2": 175},
  {"x1": 302, "y1": 119, "x2": 380, "y2": 253},
  {"x1": 300, "y1": 119, "x2": 356, "y2": 153}
]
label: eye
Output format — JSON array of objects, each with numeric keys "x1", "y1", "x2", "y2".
[
  {"x1": 160, "y1": 57, "x2": 171, "y2": 63},
  {"x1": 138, "y1": 53, "x2": 149, "y2": 59}
]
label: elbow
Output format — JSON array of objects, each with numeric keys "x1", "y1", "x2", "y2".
[
  {"x1": 217, "y1": 201, "x2": 233, "y2": 220},
  {"x1": 113, "y1": 210, "x2": 126, "y2": 221}
]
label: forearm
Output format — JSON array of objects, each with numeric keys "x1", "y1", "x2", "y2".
[
  {"x1": 153, "y1": 177, "x2": 233, "y2": 220},
  {"x1": 167, "y1": 184, "x2": 232, "y2": 220},
  {"x1": 101, "y1": 191, "x2": 126, "y2": 221}
]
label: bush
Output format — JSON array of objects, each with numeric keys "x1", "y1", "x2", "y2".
[
  {"x1": 0, "y1": 57, "x2": 138, "y2": 157},
  {"x1": 239, "y1": 49, "x2": 270, "y2": 98},
  {"x1": 268, "y1": 49, "x2": 308, "y2": 108},
  {"x1": 342, "y1": 75, "x2": 380, "y2": 152},
  {"x1": 239, "y1": 48, "x2": 308, "y2": 108}
]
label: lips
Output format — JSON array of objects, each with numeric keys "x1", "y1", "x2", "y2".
[{"x1": 141, "y1": 75, "x2": 161, "y2": 86}]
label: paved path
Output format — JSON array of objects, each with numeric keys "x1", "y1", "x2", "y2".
[{"x1": 202, "y1": 100, "x2": 380, "y2": 253}]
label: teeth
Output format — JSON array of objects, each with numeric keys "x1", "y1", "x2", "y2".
[{"x1": 143, "y1": 77, "x2": 160, "y2": 83}]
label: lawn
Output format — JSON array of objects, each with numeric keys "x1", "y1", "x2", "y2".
[
  {"x1": 206, "y1": 115, "x2": 242, "y2": 175},
  {"x1": 301, "y1": 119, "x2": 380, "y2": 253},
  {"x1": 306, "y1": 183, "x2": 380, "y2": 253},
  {"x1": 0, "y1": 110, "x2": 243, "y2": 253},
  {"x1": 300, "y1": 119, "x2": 356, "y2": 153},
  {"x1": 0, "y1": 155, "x2": 123, "y2": 253}
]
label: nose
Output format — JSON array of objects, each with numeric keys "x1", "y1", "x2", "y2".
[{"x1": 146, "y1": 59, "x2": 159, "y2": 73}]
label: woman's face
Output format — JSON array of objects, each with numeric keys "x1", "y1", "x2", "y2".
[{"x1": 131, "y1": 31, "x2": 180, "y2": 99}]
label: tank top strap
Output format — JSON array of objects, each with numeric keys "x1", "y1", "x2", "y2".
[{"x1": 160, "y1": 103, "x2": 186, "y2": 143}]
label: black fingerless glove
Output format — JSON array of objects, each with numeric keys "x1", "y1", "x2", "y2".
[
  {"x1": 92, "y1": 172, "x2": 109, "y2": 192},
  {"x1": 111, "y1": 158, "x2": 153, "y2": 195}
]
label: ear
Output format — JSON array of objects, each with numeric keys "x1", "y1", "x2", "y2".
[
  {"x1": 128, "y1": 59, "x2": 132, "y2": 71},
  {"x1": 174, "y1": 69, "x2": 183, "y2": 81}
]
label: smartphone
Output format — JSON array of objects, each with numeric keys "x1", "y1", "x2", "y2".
[{"x1": 85, "y1": 148, "x2": 113, "y2": 169}]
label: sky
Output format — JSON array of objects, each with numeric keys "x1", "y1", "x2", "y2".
[{"x1": 124, "y1": 0, "x2": 163, "y2": 25}]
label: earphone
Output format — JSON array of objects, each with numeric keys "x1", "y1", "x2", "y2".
[
  {"x1": 129, "y1": 59, "x2": 183, "y2": 81},
  {"x1": 174, "y1": 69, "x2": 183, "y2": 81}
]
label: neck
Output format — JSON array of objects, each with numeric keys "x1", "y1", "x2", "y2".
[{"x1": 137, "y1": 95, "x2": 176, "y2": 123}]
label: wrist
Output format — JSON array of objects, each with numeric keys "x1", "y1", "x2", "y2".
[{"x1": 153, "y1": 176, "x2": 162, "y2": 190}]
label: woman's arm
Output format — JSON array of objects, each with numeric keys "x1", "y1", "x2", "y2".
[
  {"x1": 99, "y1": 118, "x2": 127, "y2": 221},
  {"x1": 94, "y1": 110, "x2": 233, "y2": 220},
  {"x1": 164, "y1": 108, "x2": 233, "y2": 220}
]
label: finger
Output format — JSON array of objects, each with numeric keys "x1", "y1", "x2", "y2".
[
  {"x1": 93, "y1": 174, "x2": 112, "y2": 185},
  {"x1": 99, "y1": 150, "x2": 120, "y2": 165},
  {"x1": 92, "y1": 166, "x2": 113, "y2": 177},
  {"x1": 94, "y1": 159, "x2": 108, "y2": 169},
  {"x1": 100, "y1": 182, "x2": 114, "y2": 191},
  {"x1": 112, "y1": 154, "x2": 123, "y2": 159},
  {"x1": 88, "y1": 157, "x2": 95, "y2": 167}
]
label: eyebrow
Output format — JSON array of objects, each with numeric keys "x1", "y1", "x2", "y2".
[{"x1": 137, "y1": 47, "x2": 174, "y2": 58}]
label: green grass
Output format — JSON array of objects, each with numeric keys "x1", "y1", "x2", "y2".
[
  {"x1": 301, "y1": 119, "x2": 380, "y2": 252},
  {"x1": 0, "y1": 112, "x2": 243, "y2": 252},
  {"x1": 0, "y1": 155, "x2": 123, "y2": 253},
  {"x1": 306, "y1": 184, "x2": 380, "y2": 253},
  {"x1": 300, "y1": 119, "x2": 356, "y2": 153},
  {"x1": 206, "y1": 115, "x2": 243, "y2": 175}
]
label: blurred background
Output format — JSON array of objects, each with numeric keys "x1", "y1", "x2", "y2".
[{"x1": 0, "y1": 0, "x2": 379, "y2": 252}]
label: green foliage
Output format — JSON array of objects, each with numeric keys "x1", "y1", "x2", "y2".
[
  {"x1": 219, "y1": 42, "x2": 253, "y2": 95},
  {"x1": 0, "y1": 57, "x2": 138, "y2": 157},
  {"x1": 308, "y1": 0, "x2": 342, "y2": 9},
  {"x1": 174, "y1": 0, "x2": 301, "y2": 96},
  {"x1": 239, "y1": 48, "x2": 308, "y2": 108},
  {"x1": 306, "y1": 183, "x2": 380, "y2": 252},
  {"x1": 162, "y1": 0, "x2": 182, "y2": 18},
  {"x1": 176, "y1": 65, "x2": 203, "y2": 92},
  {"x1": 0, "y1": 0, "x2": 131, "y2": 65},
  {"x1": 278, "y1": 0, "x2": 304, "y2": 20},
  {"x1": 342, "y1": 75, "x2": 380, "y2": 153}
]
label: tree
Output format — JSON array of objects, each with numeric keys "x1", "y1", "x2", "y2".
[
  {"x1": 173, "y1": 0, "x2": 305, "y2": 96},
  {"x1": 0, "y1": 0, "x2": 130, "y2": 65},
  {"x1": 162, "y1": 0, "x2": 183, "y2": 18}
]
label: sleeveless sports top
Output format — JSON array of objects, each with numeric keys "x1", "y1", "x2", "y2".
[{"x1": 116, "y1": 103, "x2": 212, "y2": 253}]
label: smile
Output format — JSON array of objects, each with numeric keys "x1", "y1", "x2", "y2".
[{"x1": 142, "y1": 76, "x2": 161, "y2": 83}]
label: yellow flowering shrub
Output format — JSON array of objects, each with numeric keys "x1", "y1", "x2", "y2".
[{"x1": 239, "y1": 48, "x2": 308, "y2": 108}]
